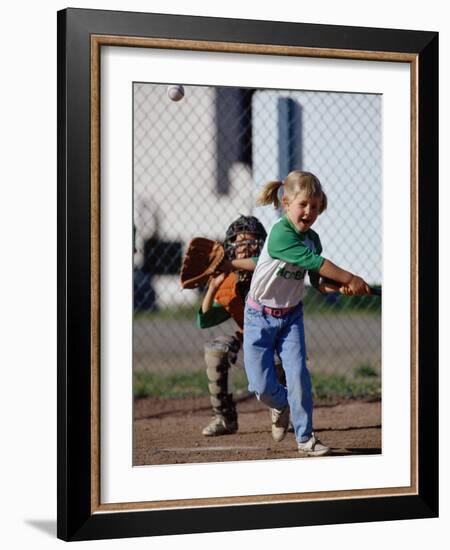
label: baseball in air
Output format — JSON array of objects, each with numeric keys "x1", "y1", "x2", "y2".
[{"x1": 167, "y1": 84, "x2": 185, "y2": 102}]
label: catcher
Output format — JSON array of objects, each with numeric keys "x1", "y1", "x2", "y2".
[{"x1": 190, "y1": 215, "x2": 286, "y2": 437}]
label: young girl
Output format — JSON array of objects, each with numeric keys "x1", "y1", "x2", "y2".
[{"x1": 244, "y1": 170, "x2": 370, "y2": 456}]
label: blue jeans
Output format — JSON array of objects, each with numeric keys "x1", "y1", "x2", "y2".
[{"x1": 243, "y1": 301, "x2": 313, "y2": 443}]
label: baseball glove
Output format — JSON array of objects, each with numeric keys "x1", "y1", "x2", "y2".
[{"x1": 180, "y1": 237, "x2": 226, "y2": 289}]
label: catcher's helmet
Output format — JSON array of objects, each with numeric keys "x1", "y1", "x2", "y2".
[{"x1": 224, "y1": 215, "x2": 267, "y2": 260}]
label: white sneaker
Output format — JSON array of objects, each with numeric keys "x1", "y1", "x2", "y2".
[
  {"x1": 297, "y1": 433, "x2": 330, "y2": 457},
  {"x1": 202, "y1": 415, "x2": 238, "y2": 437},
  {"x1": 270, "y1": 405, "x2": 290, "y2": 442}
]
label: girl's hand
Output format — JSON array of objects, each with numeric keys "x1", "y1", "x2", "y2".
[{"x1": 341, "y1": 275, "x2": 371, "y2": 296}]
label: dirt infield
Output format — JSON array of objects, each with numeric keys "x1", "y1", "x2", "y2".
[{"x1": 133, "y1": 396, "x2": 381, "y2": 465}]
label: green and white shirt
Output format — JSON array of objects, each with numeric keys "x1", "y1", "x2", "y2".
[{"x1": 249, "y1": 215, "x2": 324, "y2": 308}]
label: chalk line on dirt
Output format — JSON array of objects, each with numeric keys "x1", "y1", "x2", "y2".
[{"x1": 157, "y1": 446, "x2": 264, "y2": 452}]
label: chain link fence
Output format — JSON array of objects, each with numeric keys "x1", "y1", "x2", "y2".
[{"x1": 133, "y1": 83, "x2": 381, "y2": 390}]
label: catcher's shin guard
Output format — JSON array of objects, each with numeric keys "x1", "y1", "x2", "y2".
[
  {"x1": 274, "y1": 355, "x2": 287, "y2": 387},
  {"x1": 202, "y1": 337, "x2": 239, "y2": 436}
]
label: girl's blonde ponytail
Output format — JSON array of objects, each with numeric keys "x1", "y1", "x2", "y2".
[{"x1": 256, "y1": 180, "x2": 283, "y2": 209}]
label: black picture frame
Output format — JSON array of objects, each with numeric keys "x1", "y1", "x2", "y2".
[{"x1": 57, "y1": 8, "x2": 438, "y2": 541}]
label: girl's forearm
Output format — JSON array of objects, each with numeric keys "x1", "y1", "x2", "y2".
[{"x1": 318, "y1": 259, "x2": 353, "y2": 285}]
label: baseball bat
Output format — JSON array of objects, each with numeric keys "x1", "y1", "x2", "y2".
[{"x1": 321, "y1": 278, "x2": 382, "y2": 297}]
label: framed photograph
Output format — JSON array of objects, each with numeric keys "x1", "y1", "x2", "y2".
[{"x1": 57, "y1": 8, "x2": 438, "y2": 541}]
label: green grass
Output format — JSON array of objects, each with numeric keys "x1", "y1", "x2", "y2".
[
  {"x1": 134, "y1": 370, "x2": 210, "y2": 398},
  {"x1": 311, "y1": 371, "x2": 380, "y2": 400},
  {"x1": 134, "y1": 364, "x2": 380, "y2": 401},
  {"x1": 353, "y1": 363, "x2": 379, "y2": 378}
]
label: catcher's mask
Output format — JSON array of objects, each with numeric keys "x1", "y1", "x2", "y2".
[{"x1": 224, "y1": 215, "x2": 267, "y2": 262}]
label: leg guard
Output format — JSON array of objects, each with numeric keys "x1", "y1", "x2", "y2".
[
  {"x1": 274, "y1": 354, "x2": 287, "y2": 387},
  {"x1": 202, "y1": 336, "x2": 239, "y2": 436}
]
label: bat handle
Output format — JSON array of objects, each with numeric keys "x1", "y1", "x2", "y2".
[
  {"x1": 369, "y1": 286, "x2": 382, "y2": 297},
  {"x1": 321, "y1": 278, "x2": 381, "y2": 296}
]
